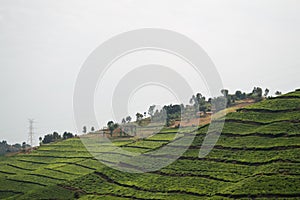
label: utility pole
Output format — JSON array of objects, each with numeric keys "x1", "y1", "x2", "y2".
[{"x1": 28, "y1": 119, "x2": 35, "y2": 148}]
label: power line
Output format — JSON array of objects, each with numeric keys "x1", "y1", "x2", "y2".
[{"x1": 28, "y1": 119, "x2": 35, "y2": 148}]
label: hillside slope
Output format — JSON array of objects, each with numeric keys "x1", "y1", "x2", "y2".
[{"x1": 0, "y1": 90, "x2": 300, "y2": 199}]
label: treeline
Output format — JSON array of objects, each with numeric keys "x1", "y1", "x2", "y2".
[
  {"x1": 115, "y1": 87, "x2": 272, "y2": 128},
  {"x1": 163, "y1": 87, "x2": 270, "y2": 125},
  {"x1": 0, "y1": 131, "x2": 76, "y2": 154},
  {"x1": 0, "y1": 140, "x2": 30, "y2": 155},
  {"x1": 40, "y1": 131, "x2": 76, "y2": 144}
]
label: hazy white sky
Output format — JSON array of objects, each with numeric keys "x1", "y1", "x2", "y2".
[{"x1": 0, "y1": 0, "x2": 299, "y2": 145}]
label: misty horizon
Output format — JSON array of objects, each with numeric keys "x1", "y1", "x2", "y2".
[{"x1": 1, "y1": 0, "x2": 300, "y2": 145}]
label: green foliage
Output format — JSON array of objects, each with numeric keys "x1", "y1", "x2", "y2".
[
  {"x1": 42, "y1": 132, "x2": 65, "y2": 144},
  {"x1": 0, "y1": 140, "x2": 24, "y2": 155},
  {"x1": 281, "y1": 91, "x2": 300, "y2": 97},
  {"x1": 0, "y1": 91, "x2": 300, "y2": 199},
  {"x1": 226, "y1": 110, "x2": 300, "y2": 123},
  {"x1": 243, "y1": 98, "x2": 300, "y2": 111}
]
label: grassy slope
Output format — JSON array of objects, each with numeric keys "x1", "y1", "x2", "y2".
[{"x1": 0, "y1": 90, "x2": 300, "y2": 199}]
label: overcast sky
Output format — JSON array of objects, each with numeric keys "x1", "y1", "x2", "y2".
[{"x1": 0, "y1": 0, "x2": 299, "y2": 145}]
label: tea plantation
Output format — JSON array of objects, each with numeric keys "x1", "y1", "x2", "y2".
[{"x1": 0, "y1": 90, "x2": 300, "y2": 199}]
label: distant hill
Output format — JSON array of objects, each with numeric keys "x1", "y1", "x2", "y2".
[{"x1": 0, "y1": 89, "x2": 300, "y2": 199}]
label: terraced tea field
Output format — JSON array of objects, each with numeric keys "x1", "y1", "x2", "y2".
[{"x1": 0, "y1": 90, "x2": 300, "y2": 199}]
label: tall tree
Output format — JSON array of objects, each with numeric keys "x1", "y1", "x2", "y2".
[
  {"x1": 22, "y1": 142, "x2": 26, "y2": 151},
  {"x1": 235, "y1": 90, "x2": 242, "y2": 99},
  {"x1": 264, "y1": 88, "x2": 270, "y2": 97},
  {"x1": 221, "y1": 89, "x2": 229, "y2": 97},
  {"x1": 195, "y1": 93, "x2": 206, "y2": 113},
  {"x1": 136, "y1": 113, "x2": 143, "y2": 122},
  {"x1": 189, "y1": 95, "x2": 196, "y2": 104},
  {"x1": 82, "y1": 126, "x2": 87, "y2": 134},
  {"x1": 148, "y1": 105, "x2": 156, "y2": 117},
  {"x1": 126, "y1": 116, "x2": 132, "y2": 123},
  {"x1": 63, "y1": 132, "x2": 74, "y2": 139},
  {"x1": 252, "y1": 87, "x2": 263, "y2": 98},
  {"x1": 53, "y1": 132, "x2": 60, "y2": 140},
  {"x1": 107, "y1": 121, "x2": 115, "y2": 137}
]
